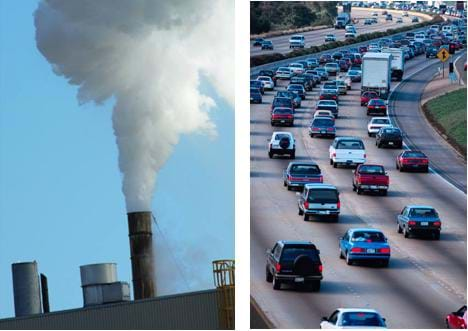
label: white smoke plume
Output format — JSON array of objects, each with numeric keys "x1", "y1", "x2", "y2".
[{"x1": 34, "y1": 0, "x2": 234, "y2": 212}]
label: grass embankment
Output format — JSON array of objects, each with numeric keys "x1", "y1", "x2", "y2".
[{"x1": 423, "y1": 88, "x2": 467, "y2": 157}]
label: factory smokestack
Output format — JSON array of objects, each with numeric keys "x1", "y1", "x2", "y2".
[{"x1": 127, "y1": 212, "x2": 155, "y2": 299}]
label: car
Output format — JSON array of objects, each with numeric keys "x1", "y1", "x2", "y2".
[
  {"x1": 258, "y1": 70, "x2": 277, "y2": 86},
  {"x1": 306, "y1": 58, "x2": 320, "y2": 69},
  {"x1": 325, "y1": 62, "x2": 340, "y2": 75},
  {"x1": 253, "y1": 38, "x2": 265, "y2": 46},
  {"x1": 426, "y1": 46, "x2": 438, "y2": 57},
  {"x1": 323, "y1": 80, "x2": 337, "y2": 89},
  {"x1": 271, "y1": 107, "x2": 294, "y2": 127},
  {"x1": 358, "y1": 45, "x2": 368, "y2": 53},
  {"x1": 372, "y1": 11, "x2": 378, "y2": 16},
  {"x1": 368, "y1": 43, "x2": 381, "y2": 52},
  {"x1": 303, "y1": 73, "x2": 319, "y2": 88},
  {"x1": 320, "y1": 308, "x2": 387, "y2": 329},
  {"x1": 250, "y1": 80, "x2": 264, "y2": 94},
  {"x1": 397, "y1": 205, "x2": 441, "y2": 240},
  {"x1": 329, "y1": 137, "x2": 366, "y2": 168},
  {"x1": 361, "y1": 91, "x2": 379, "y2": 106},
  {"x1": 289, "y1": 63, "x2": 305, "y2": 75},
  {"x1": 381, "y1": 10, "x2": 387, "y2": 15},
  {"x1": 446, "y1": 306, "x2": 467, "y2": 329},
  {"x1": 319, "y1": 53, "x2": 332, "y2": 64},
  {"x1": 291, "y1": 75, "x2": 313, "y2": 91},
  {"x1": 309, "y1": 117, "x2": 336, "y2": 138},
  {"x1": 367, "y1": 98, "x2": 387, "y2": 115},
  {"x1": 276, "y1": 67, "x2": 293, "y2": 80},
  {"x1": 364, "y1": 18, "x2": 373, "y2": 25},
  {"x1": 345, "y1": 32, "x2": 357, "y2": 40},
  {"x1": 265, "y1": 240, "x2": 323, "y2": 291},
  {"x1": 256, "y1": 76, "x2": 274, "y2": 90},
  {"x1": 332, "y1": 52, "x2": 343, "y2": 60},
  {"x1": 314, "y1": 109, "x2": 335, "y2": 120},
  {"x1": 352, "y1": 164, "x2": 389, "y2": 195},
  {"x1": 319, "y1": 88, "x2": 339, "y2": 102},
  {"x1": 376, "y1": 127, "x2": 403, "y2": 148},
  {"x1": 335, "y1": 80, "x2": 347, "y2": 94},
  {"x1": 261, "y1": 40, "x2": 274, "y2": 50},
  {"x1": 325, "y1": 34, "x2": 336, "y2": 42},
  {"x1": 283, "y1": 161, "x2": 323, "y2": 190},
  {"x1": 339, "y1": 228, "x2": 390, "y2": 266},
  {"x1": 276, "y1": 90, "x2": 301, "y2": 108},
  {"x1": 268, "y1": 131, "x2": 295, "y2": 159},
  {"x1": 396, "y1": 17, "x2": 403, "y2": 23},
  {"x1": 403, "y1": 11, "x2": 409, "y2": 17},
  {"x1": 314, "y1": 67, "x2": 329, "y2": 80},
  {"x1": 346, "y1": 69, "x2": 361, "y2": 82},
  {"x1": 345, "y1": 25, "x2": 356, "y2": 33},
  {"x1": 367, "y1": 117, "x2": 392, "y2": 136},
  {"x1": 412, "y1": 16, "x2": 419, "y2": 22},
  {"x1": 250, "y1": 87, "x2": 262, "y2": 104},
  {"x1": 396, "y1": 150, "x2": 429, "y2": 172},
  {"x1": 338, "y1": 59, "x2": 349, "y2": 72},
  {"x1": 316, "y1": 100, "x2": 339, "y2": 117},
  {"x1": 289, "y1": 34, "x2": 305, "y2": 48},
  {"x1": 297, "y1": 183, "x2": 340, "y2": 221},
  {"x1": 271, "y1": 97, "x2": 293, "y2": 111},
  {"x1": 385, "y1": 14, "x2": 392, "y2": 21},
  {"x1": 287, "y1": 84, "x2": 306, "y2": 100}
]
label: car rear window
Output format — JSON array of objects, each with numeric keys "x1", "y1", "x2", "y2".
[
  {"x1": 404, "y1": 151, "x2": 426, "y2": 158},
  {"x1": 312, "y1": 118, "x2": 333, "y2": 127},
  {"x1": 290, "y1": 164, "x2": 320, "y2": 175},
  {"x1": 359, "y1": 165, "x2": 385, "y2": 174},
  {"x1": 373, "y1": 118, "x2": 390, "y2": 124},
  {"x1": 319, "y1": 100, "x2": 336, "y2": 106},
  {"x1": 351, "y1": 231, "x2": 386, "y2": 243},
  {"x1": 336, "y1": 140, "x2": 364, "y2": 149},
  {"x1": 280, "y1": 246, "x2": 320, "y2": 262},
  {"x1": 273, "y1": 108, "x2": 293, "y2": 114},
  {"x1": 274, "y1": 134, "x2": 290, "y2": 140},
  {"x1": 382, "y1": 128, "x2": 400, "y2": 134},
  {"x1": 250, "y1": 88, "x2": 260, "y2": 94},
  {"x1": 409, "y1": 208, "x2": 437, "y2": 217},
  {"x1": 370, "y1": 99, "x2": 385, "y2": 105},
  {"x1": 273, "y1": 98, "x2": 292, "y2": 106},
  {"x1": 307, "y1": 189, "x2": 338, "y2": 203},
  {"x1": 340, "y1": 312, "x2": 386, "y2": 327}
]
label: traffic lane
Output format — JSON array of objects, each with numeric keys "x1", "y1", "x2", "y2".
[
  {"x1": 390, "y1": 61, "x2": 467, "y2": 193},
  {"x1": 252, "y1": 61, "x2": 466, "y2": 326},
  {"x1": 251, "y1": 17, "x2": 414, "y2": 56}
]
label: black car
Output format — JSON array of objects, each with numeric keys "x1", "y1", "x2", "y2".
[
  {"x1": 250, "y1": 87, "x2": 262, "y2": 104},
  {"x1": 303, "y1": 73, "x2": 319, "y2": 87},
  {"x1": 426, "y1": 46, "x2": 438, "y2": 58},
  {"x1": 261, "y1": 40, "x2": 274, "y2": 50},
  {"x1": 250, "y1": 80, "x2": 264, "y2": 94},
  {"x1": 332, "y1": 52, "x2": 343, "y2": 60},
  {"x1": 276, "y1": 91, "x2": 301, "y2": 108},
  {"x1": 258, "y1": 70, "x2": 277, "y2": 86},
  {"x1": 376, "y1": 127, "x2": 403, "y2": 148},
  {"x1": 253, "y1": 38, "x2": 265, "y2": 46},
  {"x1": 266, "y1": 240, "x2": 323, "y2": 291},
  {"x1": 319, "y1": 89, "x2": 339, "y2": 101}
]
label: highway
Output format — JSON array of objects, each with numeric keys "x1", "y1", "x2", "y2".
[
  {"x1": 251, "y1": 8, "x2": 430, "y2": 56},
  {"x1": 250, "y1": 50, "x2": 467, "y2": 328}
]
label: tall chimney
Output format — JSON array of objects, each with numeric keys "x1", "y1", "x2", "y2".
[
  {"x1": 127, "y1": 211, "x2": 156, "y2": 299},
  {"x1": 12, "y1": 261, "x2": 42, "y2": 317}
]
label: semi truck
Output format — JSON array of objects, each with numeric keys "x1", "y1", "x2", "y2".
[
  {"x1": 361, "y1": 53, "x2": 392, "y2": 99},
  {"x1": 335, "y1": 13, "x2": 351, "y2": 29},
  {"x1": 381, "y1": 48, "x2": 405, "y2": 81}
]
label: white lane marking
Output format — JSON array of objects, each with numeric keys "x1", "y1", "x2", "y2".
[{"x1": 454, "y1": 52, "x2": 466, "y2": 85}]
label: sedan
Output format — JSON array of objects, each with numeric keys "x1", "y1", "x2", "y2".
[
  {"x1": 309, "y1": 117, "x2": 336, "y2": 138},
  {"x1": 320, "y1": 308, "x2": 387, "y2": 329},
  {"x1": 253, "y1": 38, "x2": 265, "y2": 46},
  {"x1": 287, "y1": 84, "x2": 306, "y2": 100},
  {"x1": 397, "y1": 205, "x2": 441, "y2": 240},
  {"x1": 346, "y1": 70, "x2": 362, "y2": 82},
  {"x1": 360, "y1": 91, "x2": 379, "y2": 106},
  {"x1": 316, "y1": 100, "x2": 339, "y2": 117},
  {"x1": 261, "y1": 40, "x2": 274, "y2": 50},
  {"x1": 271, "y1": 107, "x2": 294, "y2": 127},
  {"x1": 396, "y1": 150, "x2": 429, "y2": 172},
  {"x1": 324, "y1": 62, "x2": 340, "y2": 76},
  {"x1": 339, "y1": 228, "x2": 390, "y2": 267},
  {"x1": 325, "y1": 34, "x2": 336, "y2": 42},
  {"x1": 367, "y1": 117, "x2": 392, "y2": 136},
  {"x1": 250, "y1": 88, "x2": 262, "y2": 104},
  {"x1": 319, "y1": 89, "x2": 339, "y2": 102},
  {"x1": 276, "y1": 91, "x2": 301, "y2": 108},
  {"x1": 367, "y1": 98, "x2": 387, "y2": 115},
  {"x1": 256, "y1": 76, "x2": 274, "y2": 90},
  {"x1": 271, "y1": 97, "x2": 293, "y2": 111},
  {"x1": 376, "y1": 127, "x2": 403, "y2": 148},
  {"x1": 319, "y1": 53, "x2": 332, "y2": 64}
]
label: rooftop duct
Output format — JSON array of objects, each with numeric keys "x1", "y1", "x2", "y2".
[{"x1": 12, "y1": 261, "x2": 42, "y2": 317}]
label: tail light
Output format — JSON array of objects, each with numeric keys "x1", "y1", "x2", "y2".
[
  {"x1": 380, "y1": 247, "x2": 391, "y2": 254},
  {"x1": 351, "y1": 247, "x2": 364, "y2": 253},
  {"x1": 337, "y1": 200, "x2": 341, "y2": 209},
  {"x1": 421, "y1": 159, "x2": 429, "y2": 164},
  {"x1": 408, "y1": 220, "x2": 417, "y2": 226},
  {"x1": 332, "y1": 96, "x2": 337, "y2": 99},
  {"x1": 275, "y1": 263, "x2": 281, "y2": 272},
  {"x1": 327, "y1": 127, "x2": 334, "y2": 132},
  {"x1": 304, "y1": 201, "x2": 309, "y2": 209},
  {"x1": 287, "y1": 115, "x2": 293, "y2": 119},
  {"x1": 320, "y1": 95, "x2": 324, "y2": 100},
  {"x1": 312, "y1": 127, "x2": 320, "y2": 131},
  {"x1": 433, "y1": 221, "x2": 441, "y2": 227},
  {"x1": 318, "y1": 264, "x2": 323, "y2": 272},
  {"x1": 369, "y1": 106, "x2": 375, "y2": 109},
  {"x1": 332, "y1": 152, "x2": 336, "y2": 157}
]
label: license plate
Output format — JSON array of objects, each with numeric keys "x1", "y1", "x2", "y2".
[
  {"x1": 281, "y1": 120, "x2": 285, "y2": 123},
  {"x1": 321, "y1": 130, "x2": 326, "y2": 134},
  {"x1": 367, "y1": 249, "x2": 376, "y2": 253},
  {"x1": 389, "y1": 142, "x2": 394, "y2": 145},
  {"x1": 370, "y1": 185, "x2": 377, "y2": 189},
  {"x1": 295, "y1": 277, "x2": 304, "y2": 283},
  {"x1": 421, "y1": 222, "x2": 428, "y2": 226}
]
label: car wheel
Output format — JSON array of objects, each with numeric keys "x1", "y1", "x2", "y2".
[
  {"x1": 403, "y1": 226, "x2": 410, "y2": 238},
  {"x1": 287, "y1": 185, "x2": 291, "y2": 191},
  {"x1": 434, "y1": 231, "x2": 440, "y2": 240},
  {"x1": 368, "y1": 132, "x2": 371, "y2": 137},
  {"x1": 380, "y1": 190, "x2": 387, "y2": 196},
  {"x1": 303, "y1": 214, "x2": 309, "y2": 221},
  {"x1": 361, "y1": 102, "x2": 364, "y2": 106},
  {"x1": 400, "y1": 166, "x2": 404, "y2": 172},
  {"x1": 266, "y1": 266, "x2": 273, "y2": 282},
  {"x1": 310, "y1": 133, "x2": 314, "y2": 138},
  {"x1": 356, "y1": 187, "x2": 362, "y2": 195},
  {"x1": 272, "y1": 276, "x2": 282, "y2": 290},
  {"x1": 268, "y1": 151, "x2": 273, "y2": 159},
  {"x1": 309, "y1": 280, "x2": 321, "y2": 292},
  {"x1": 339, "y1": 248, "x2": 344, "y2": 259},
  {"x1": 424, "y1": 166, "x2": 429, "y2": 173},
  {"x1": 377, "y1": 143, "x2": 382, "y2": 148},
  {"x1": 397, "y1": 222, "x2": 402, "y2": 233},
  {"x1": 298, "y1": 208, "x2": 304, "y2": 216},
  {"x1": 333, "y1": 162, "x2": 337, "y2": 168},
  {"x1": 331, "y1": 214, "x2": 339, "y2": 222},
  {"x1": 346, "y1": 251, "x2": 353, "y2": 265},
  {"x1": 396, "y1": 162, "x2": 399, "y2": 170},
  {"x1": 352, "y1": 183, "x2": 356, "y2": 191},
  {"x1": 330, "y1": 158, "x2": 333, "y2": 165},
  {"x1": 283, "y1": 181, "x2": 287, "y2": 187}
]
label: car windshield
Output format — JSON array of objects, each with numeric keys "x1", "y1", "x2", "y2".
[
  {"x1": 306, "y1": 189, "x2": 338, "y2": 203},
  {"x1": 351, "y1": 231, "x2": 386, "y2": 242},
  {"x1": 290, "y1": 64, "x2": 302, "y2": 68},
  {"x1": 273, "y1": 108, "x2": 292, "y2": 114},
  {"x1": 258, "y1": 77, "x2": 269, "y2": 81},
  {"x1": 281, "y1": 246, "x2": 320, "y2": 262},
  {"x1": 288, "y1": 85, "x2": 303, "y2": 91},
  {"x1": 359, "y1": 165, "x2": 385, "y2": 174},
  {"x1": 312, "y1": 118, "x2": 333, "y2": 127},
  {"x1": 370, "y1": 99, "x2": 385, "y2": 105},
  {"x1": 336, "y1": 140, "x2": 364, "y2": 149},
  {"x1": 410, "y1": 208, "x2": 437, "y2": 217},
  {"x1": 373, "y1": 119, "x2": 390, "y2": 124},
  {"x1": 404, "y1": 151, "x2": 426, "y2": 158},
  {"x1": 273, "y1": 98, "x2": 291, "y2": 106},
  {"x1": 290, "y1": 164, "x2": 320, "y2": 175},
  {"x1": 340, "y1": 312, "x2": 386, "y2": 327},
  {"x1": 276, "y1": 92, "x2": 290, "y2": 98},
  {"x1": 278, "y1": 67, "x2": 289, "y2": 71},
  {"x1": 291, "y1": 36, "x2": 302, "y2": 41}
]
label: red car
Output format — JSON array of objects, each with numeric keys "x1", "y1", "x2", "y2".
[
  {"x1": 353, "y1": 164, "x2": 389, "y2": 196},
  {"x1": 360, "y1": 91, "x2": 379, "y2": 106},
  {"x1": 396, "y1": 150, "x2": 429, "y2": 172},
  {"x1": 446, "y1": 305, "x2": 467, "y2": 329},
  {"x1": 367, "y1": 98, "x2": 387, "y2": 115},
  {"x1": 319, "y1": 53, "x2": 332, "y2": 64},
  {"x1": 358, "y1": 45, "x2": 368, "y2": 53}
]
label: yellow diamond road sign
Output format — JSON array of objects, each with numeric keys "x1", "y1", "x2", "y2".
[{"x1": 437, "y1": 48, "x2": 449, "y2": 62}]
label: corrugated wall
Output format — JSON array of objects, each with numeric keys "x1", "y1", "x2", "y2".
[{"x1": 0, "y1": 289, "x2": 219, "y2": 330}]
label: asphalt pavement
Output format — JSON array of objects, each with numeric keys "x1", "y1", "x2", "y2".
[{"x1": 250, "y1": 53, "x2": 467, "y2": 328}]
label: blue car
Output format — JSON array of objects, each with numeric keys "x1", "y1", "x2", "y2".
[
  {"x1": 250, "y1": 88, "x2": 262, "y2": 104},
  {"x1": 397, "y1": 205, "x2": 441, "y2": 240},
  {"x1": 339, "y1": 228, "x2": 390, "y2": 267}
]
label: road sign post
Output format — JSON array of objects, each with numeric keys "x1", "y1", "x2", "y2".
[{"x1": 437, "y1": 48, "x2": 449, "y2": 79}]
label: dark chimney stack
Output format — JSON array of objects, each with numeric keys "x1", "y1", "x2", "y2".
[{"x1": 127, "y1": 211, "x2": 156, "y2": 299}]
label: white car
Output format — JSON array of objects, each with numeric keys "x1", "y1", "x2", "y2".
[
  {"x1": 320, "y1": 308, "x2": 387, "y2": 329},
  {"x1": 368, "y1": 44, "x2": 381, "y2": 52},
  {"x1": 414, "y1": 33, "x2": 425, "y2": 42},
  {"x1": 345, "y1": 32, "x2": 357, "y2": 40},
  {"x1": 256, "y1": 76, "x2": 274, "y2": 90},
  {"x1": 314, "y1": 110, "x2": 335, "y2": 120},
  {"x1": 289, "y1": 63, "x2": 305, "y2": 75},
  {"x1": 325, "y1": 34, "x2": 336, "y2": 42},
  {"x1": 345, "y1": 25, "x2": 356, "y2": 33},
  {"x1": 289, "y1": 35, "x2": 305, "y2": 48},
  {"x1": 367, "y1": 117, "x2": 392, "y2": 136},
  {"x1": 275, "y1": 67, "x2": 292, "y2": 79},
  {"x1": 329, "y1": 137, "x2": 366, "y2": 168},
  {"x1": 268, "y1": 131, "x2": 295, "y2": 159}
]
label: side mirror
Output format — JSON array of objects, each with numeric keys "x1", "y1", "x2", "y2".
[{"x1": 321, "y1": 317, "x2": 328, "y2": 322}]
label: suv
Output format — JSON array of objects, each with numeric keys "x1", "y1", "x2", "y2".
[
  {"x1": 297, "y1": 183, "x2": 340, "y2": 221},
  {"x1": 268, "y1": 132, "x2": 295, "y2": 159},
  {"x1": 289, "y1": 35, "x2": 305, "y2": 48},
  {"x1": 266, "y1": 240, "x2": 323, "y2": 291},
  {"x1": 329, "y1": 137, "x2": 366, "y2": 168}
]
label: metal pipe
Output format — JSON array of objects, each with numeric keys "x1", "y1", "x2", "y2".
[
  {"x1": 12, "y1": 262, "x2": 42, "y2": 317},
  {"x1": 127, "y1": 211, "x2": 156, "y2": 299},
  {"x1": 40, "y1": 273, "x2": 50, "y2": 313}
]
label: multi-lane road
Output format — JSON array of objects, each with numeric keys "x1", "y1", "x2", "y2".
[
  {"x1": 250, "y1": 47, "x2": 467, "y2": 329},
  {"x1": 251, "y1": 8, "x2": 430, "y2": 56}
]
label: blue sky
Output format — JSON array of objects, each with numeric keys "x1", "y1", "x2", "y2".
[{"x1": 0, "y1": 0, "x2": 233, "y2": 318}]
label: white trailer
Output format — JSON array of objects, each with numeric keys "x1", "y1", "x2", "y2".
[
  {"x1": 361, "y1": 53, "x2": 392, "y2": 99},
  {"x1": 381, "y1": 48, "x2": 405, "y2": 81}
]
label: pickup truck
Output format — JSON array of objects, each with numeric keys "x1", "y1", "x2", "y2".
[
  {"x1": 352, "y1": 164, "x2": 389, "y2": 196},
  {"x1": 329, "y1": 137, "x2": 366, "y2": 168},
  {"x1": 283, "y1": 161, "x2": 323, "y2": 190}
]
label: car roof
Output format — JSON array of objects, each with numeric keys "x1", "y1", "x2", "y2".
[
  {"x1": 304, "y1": 183, "x2": 336, "y2": 190},
  {"x1": 335, "y1": 136, "x2": 363, "y2": 141},
  {"x1": 405, "y1": 205, "x2": 435, "y2": 209},
  {"x1": 278, "y1": 240, "x2": 316, "y2": 246},
  {"x1": 371, "y1": 116, "x2": 390, "y2": 120},
  {"x1": 288, "y1": 161, "x2": 318, "y2": 166}
]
